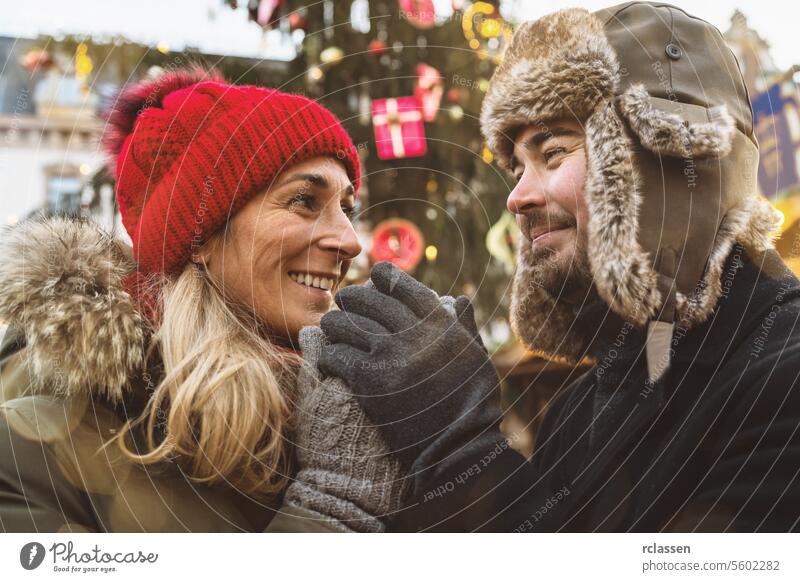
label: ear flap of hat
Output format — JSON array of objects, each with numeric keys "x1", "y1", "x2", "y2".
[
  {"x1": 584, "y1": 84, "x2": 778, "y2": 383},
  {"x1": 617, "y1": 84, "x2": 736, "y2": 159},
  {"x1": 584, "y1": 98, "x2": 662, "y2": 327},
  {"x1": 583, "y1": 83, "x2": 741, "y2": 329}
]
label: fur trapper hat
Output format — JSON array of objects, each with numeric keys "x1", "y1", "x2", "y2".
[{"x1": 481, "y1": 2, "x2": 780, "y2": 382}]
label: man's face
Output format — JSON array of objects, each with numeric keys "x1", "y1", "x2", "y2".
[{"x1": 507, "y1": 119, "x2": 592, "y2": 299}]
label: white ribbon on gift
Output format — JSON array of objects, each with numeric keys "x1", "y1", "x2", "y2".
[{"x1": 373, "y1": 98, "x2": 422, "y2": 158}]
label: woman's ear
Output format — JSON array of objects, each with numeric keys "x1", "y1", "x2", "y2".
[
  {"x1": 191, "y1": 249, "x2": 209, "y2": 268},
  {"x1": 192, "y1": 235, "x2": 219, "y2": 268},
  {"x1": 191, "y1": 253, "x2": 207, "y2": 268}
]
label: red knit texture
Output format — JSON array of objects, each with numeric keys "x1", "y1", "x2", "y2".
[{"x1": 102, "y1": 67, "x2": 360, "y2": 275}]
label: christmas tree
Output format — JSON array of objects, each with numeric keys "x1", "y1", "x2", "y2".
[{"x1": 275, "y1": 0, "x2": 517, "y2": 347}]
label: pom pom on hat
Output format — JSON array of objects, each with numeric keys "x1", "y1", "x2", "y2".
[{"x1": 100, "y1": 64, "x2": 225, "y2": 174}]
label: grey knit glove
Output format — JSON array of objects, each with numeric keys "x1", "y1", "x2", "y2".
[
  {"x1": 318, "y1": 262, "x2": 503, "y2": 471},
  {"x1": 282, "y1": 326, "x2": 408, "y2": 533}
]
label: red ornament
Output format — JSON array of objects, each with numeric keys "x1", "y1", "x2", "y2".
[
  {"x1": 288, "y1": 11, "x2": 307, "y2": 32},
  {"x1": 372, "y1": 96, "x2": 427, "y2": 160},
  {"x1": 398, "y1": 0, "x2": 436, "y2": 29},
  {"x1": 446, "y1": 87, "x2": 464, "y2": 104},
  {"x1": 368, "y1": 38, "x2": 388, "y2": 56},
  {"x1": 371, "y1": 218, "x2": 425, "y2": 272}
]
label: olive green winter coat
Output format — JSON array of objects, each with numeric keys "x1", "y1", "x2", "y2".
[{"x1": 0, "y1": 217, "x2": 337, "y2": 533}]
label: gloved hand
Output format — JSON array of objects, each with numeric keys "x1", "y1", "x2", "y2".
[
  {"x1": 318, "y1": 261, "x2": 503, "y2": 472},
  {"x1": 281, "y1": 326, "x2": 408, "y2": 533}
]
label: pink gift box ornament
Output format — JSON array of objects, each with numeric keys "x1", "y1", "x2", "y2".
[{"x1": 371, "y1": 96, "x2": 427, "y2": 160}]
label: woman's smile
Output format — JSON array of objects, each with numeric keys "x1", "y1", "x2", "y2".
[
  {"x1": 288, "y1": 270, "x2": 339, "y2": 292},
  {"x1": 287, "y1": 269, "x2": 345, "y2": 304}
]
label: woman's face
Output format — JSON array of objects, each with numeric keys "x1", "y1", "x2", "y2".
[{"x1": 198, "y1": 156, "x2": 362, "y2": 344}]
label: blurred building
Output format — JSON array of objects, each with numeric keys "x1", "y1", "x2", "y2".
[
  {"x1": 724, "y1": 10, "x2": 782, "y2": 96},
  {"x1": 0, "y1": 38, "x2": 105, "y2": 230},
  {"x1": 0, "y1": 32, "x2": 295, "y2": 239},
  {"x1": 724, "y1": 11, "x2": 800, "y2": 274}
]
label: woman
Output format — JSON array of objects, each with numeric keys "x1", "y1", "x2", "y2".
[{"x1": 0, "y1": 67, "x2": 405, "y2": 532}]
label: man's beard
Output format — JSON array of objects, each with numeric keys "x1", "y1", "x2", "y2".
[
  {"x1": 517, "y1": 210, "x2": 592, "y2": 295},
  {"x1": 522, "y1": 236, "x2": 591, "y2": 296},
  {"x1": 509, "y1": 211, "x2": 593, "y2": 350}
]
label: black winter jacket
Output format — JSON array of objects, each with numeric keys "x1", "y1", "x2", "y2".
[{"x1": 391, "y1": 246, "x2": 800, "y2": 532}]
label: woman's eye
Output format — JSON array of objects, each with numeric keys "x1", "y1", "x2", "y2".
[
  {"x1": 289, "y1": 193, "x2": 314, "y2": 210},
  {"x1": 342, "y1": 204, "x2": 357, "y2": 221}
]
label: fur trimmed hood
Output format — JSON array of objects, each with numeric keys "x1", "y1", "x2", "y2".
[
  {"x1": 0, "y1": 216, "x2": 145, "y2": 403},
  {"x1": 481, "y1": 2, "x2": 781, "y2": 381}
]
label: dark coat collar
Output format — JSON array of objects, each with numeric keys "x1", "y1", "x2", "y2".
[
  {"x1": 671, "y1": 245, "x2": 800, "y2": 366},
  {"x1": 573, "y1": 245, "x2": 800, "y2": 374}
]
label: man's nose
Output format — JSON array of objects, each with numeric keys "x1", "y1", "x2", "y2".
[{"x1": 507, "y1": 169, "x2": 547, "y2": 215}]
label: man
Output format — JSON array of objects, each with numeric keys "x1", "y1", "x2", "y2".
[{"x1": 318, "y1": 2, "x2": 800, "y2": 531}]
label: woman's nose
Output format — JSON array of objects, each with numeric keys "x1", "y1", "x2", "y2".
[
  {"x1": 507, "y1": 169, "x2": 547, "y2": 215},
  {"x1": 319, "y1": 211, "x2": 362, "y2": 260}
]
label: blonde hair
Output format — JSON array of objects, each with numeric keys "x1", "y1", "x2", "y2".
[{"x1": 113, "y1": 259, "x2": 299, "y2": 498}]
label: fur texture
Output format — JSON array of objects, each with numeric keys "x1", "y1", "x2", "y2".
[
  {"x1": 0, "y1": 217, "x2": 144, "y2": 402},
  {"x1": 676, "y1": 196, "x2": 780, "y2": 328},
  {"x1": 480, "y1": 8, "x2": 619, "y2": 171},
  {"x1": 617, "y1": 84, "x2": 736, "y2": 159},
  {"x1": 584, "y1": 100, "x2": 662, "y2": 327},
  {"x1": 509, "y1": 243, "x2": 590, "y2": 364}
]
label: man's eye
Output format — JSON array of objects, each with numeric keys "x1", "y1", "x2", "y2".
[{"x1": 543, "y1": 147, "x2": 566, "y2": 163}]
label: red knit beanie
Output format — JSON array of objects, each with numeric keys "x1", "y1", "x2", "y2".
[{"x1": 101, "y1": 66, "x2": 360, "y2": 275}]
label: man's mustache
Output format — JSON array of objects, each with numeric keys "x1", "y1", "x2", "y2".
[{"x1": 517, "y1": 210, "x2": 577, "y2": 240}]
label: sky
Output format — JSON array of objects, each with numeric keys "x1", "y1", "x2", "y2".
[
  {"x1": 0, "y1": 0, "x2": 797, "y2": 69},
  {"x1": 506, "y1": 0, "x2": 798, "y2": 70},
  {"x1": 0, "y1": 0, "x2": 297, "y2": 60}
]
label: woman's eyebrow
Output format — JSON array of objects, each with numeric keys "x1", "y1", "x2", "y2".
[
  {"x1": 278, "y1": 172, "x2": 355, "y2": 196},
  {"x1": 278, "y1": 172, "x2": 328, "y2": 188}
]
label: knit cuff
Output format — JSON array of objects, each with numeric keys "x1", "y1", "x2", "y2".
[
  {"x1": 266, "y1": 505, "x2": 353, "y2": 533},
  {"x1": 284, "y1": 478, "x2": 386, "y2": 533}
]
